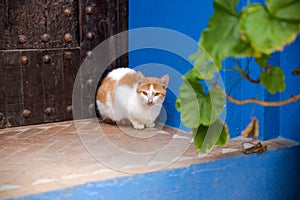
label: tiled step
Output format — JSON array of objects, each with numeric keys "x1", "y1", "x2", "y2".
[{"x1": 0, "y1": 119, "x2": 298, "y2": 198}]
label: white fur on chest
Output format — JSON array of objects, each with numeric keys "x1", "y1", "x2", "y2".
[
  {"x1": 127, "y1": 91, "x2": 162, "y2": 124},
  {"x1": 113, "y1": 84, "x2": 162, "y2": 123}
]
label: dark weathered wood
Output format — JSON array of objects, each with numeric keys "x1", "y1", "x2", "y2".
[
  {"x1": 79, "y1": 0, "x2": 128, "y2": 118},
  {"x1": 0, "y1": 48, "x2": 82, "y2": 127},
  {"x1": 79, "y1": 0, "x2": 128, "y2": 61},
  {"x1": 0, "y1": 51, "x2": 7, "y2": 128},
  {"x1": 1, "y1": 0, "x2": 79, "y2": 50},
  {"x1": 21, "y1": 50, "x2": 44, "y2": 125},
  {"x1": 2, "y1": 51, "x2": 24, "y2": 127},
  {"x1": 0, "y1": 0, "x2": 128, "y2": 128},
  {"x1": 41, "y1": 49, "x2": 65, "y2": 122},
  {"x1": 62, "y1": 48, "x2": 81, "y2": 120},
  {"x1": 0, "y1": 1, "x2": 7, "y2": 49}
]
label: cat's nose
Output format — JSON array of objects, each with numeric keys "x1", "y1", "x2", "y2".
[{"x1": 147, "y1": 100, "x2": 153, "y2": 105}]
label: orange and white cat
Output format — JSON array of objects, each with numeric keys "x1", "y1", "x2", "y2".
[{"x1": 96, "y1": 68, "x2": 169, "y2": 129}]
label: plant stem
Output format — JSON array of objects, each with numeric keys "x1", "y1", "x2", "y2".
[
  {"x1": 235, "y1": 66, "x2": 260, "y2": 83},
  {"x1": 241, "y1": 71, "x2": 260, "y2": 84},
  {"x1": 224, "y1": 92, "x2": 300, "y2": 106}
]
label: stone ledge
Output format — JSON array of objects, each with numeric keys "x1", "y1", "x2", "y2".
[{"x1": 0, "y1": 119, "x2": 298, "y2": 198}]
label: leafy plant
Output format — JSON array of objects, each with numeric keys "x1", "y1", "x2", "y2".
[{"x1": 176, "y1": 0, "x2": 300, "y2": 153}]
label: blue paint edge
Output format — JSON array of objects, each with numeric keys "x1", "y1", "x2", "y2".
[{"x1": 8, "y1": 145, "x2": 300, "y2": 200}]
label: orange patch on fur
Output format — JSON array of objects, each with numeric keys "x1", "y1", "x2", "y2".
[
  {"x1": 118, "y1": 72, "x2": 137, "y2": 87},
  {"x1": 96, "y1": 77, "x2": 117, "y2": 103}
]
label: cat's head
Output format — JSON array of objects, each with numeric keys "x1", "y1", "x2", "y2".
[{"x1": 136, "y1": 72, "x2": 169, "y2": 106}]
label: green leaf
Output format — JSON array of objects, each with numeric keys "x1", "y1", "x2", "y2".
[
  {"x1": 207, "y1": 87, "x2": 225, "y2": 125},
  {"x1": 183, "y1": 68, "x2": 201, "y2": 81},
  {"x1": 255, "y1": 54, "x2": 270, "y2": 68},
  {"x1": 200, "y1": 0, "x2": 255, "y2": 69},
  {"x1": 193, "y1": 119, "x2": 229, "y2": 153},
  {"x1": 177, "y1": 78, "x2": 201, "y2": 128},
  {"x1": 266, "y1": 0, "x2": 300, "y2": 21},
  {"x1": 177, "y1": 78, "x2": 225, "y2": 128},
  {"x1": 215, "y1": 123, "x2": 229, "y2": 146},
  {"x1": 260, "y1": 66, "x2": 286, "y2": 94},
  {"x1": 214, "y1": 0, "x2": 239, "y2": 15},
  {"x1": 189, "y1": 50, "x2": 218, "y2": 80},
  {"x1": 175, "y1": 99, "x2": 181, "y2": 111},
  {"x1": 240, "y1": 4, "x2": 300, "y2": 55}
]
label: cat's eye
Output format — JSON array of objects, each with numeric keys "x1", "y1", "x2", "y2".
[
  {"x1": 142, "y1": 91, "x2": 148, "y2": 96},
  {"x1": 154, "y1": 93, "x2": 160, "y2": 96}
]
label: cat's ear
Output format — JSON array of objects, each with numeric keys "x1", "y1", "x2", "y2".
[
  {"x1": 160, "y1": 74, "x2": 169, "y2": 88},
  {"x1": 136, "y1": 71, "x2": 145, "y2": 84}
]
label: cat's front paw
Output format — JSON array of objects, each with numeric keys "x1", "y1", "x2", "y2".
[
  {"x1": 133, "y1": 123, "x2": 145, "y2": 130},
  {"x1": 146, "y1": 122, "x2": 155, "y2": 128}
]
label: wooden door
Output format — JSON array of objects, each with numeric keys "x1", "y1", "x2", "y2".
[{"x1": 0, "y1": 0, "x2": 128, "y2": 128}]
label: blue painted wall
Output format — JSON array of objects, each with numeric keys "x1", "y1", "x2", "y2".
[
  {"x1": 128, "y1": 0, "x2": 214, "y2": 130},
  {"x1": 129, "y1": 0, "x2": 300, "y2": 142},
  {"x1": 279, "y1": 36, "x2": 300, "y2": 142}
]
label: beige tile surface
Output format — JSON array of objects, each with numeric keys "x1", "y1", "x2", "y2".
[{"x1": 0, "y1": 119, "x2": 298, "y2": 198}]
